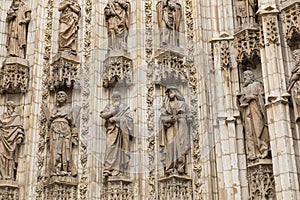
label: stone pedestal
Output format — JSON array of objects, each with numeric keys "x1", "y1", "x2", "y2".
[
  {"x1": 0, "y1": 180, "x2": 19, "y2": 200},
  {"x1": 44, "y1": 176, "x2": 78, "y2": 200},
  {"x1": 247, "y1": 159, "x2": 275, "y2": 200},
  {"x1": 49, "y1": 52, "x2": 80, "y2": 90},
  {"x1": 102, "y1": 55, "x2": 133, "y2": 88},
  {"x1": 102, "y1": 176, "x2": 133, "y2": 200},
  {"x1": 0, "y1": 57, "x2": 29, "y2": 93},
  {"x1": 158, "y1": 175, "x2": 193, "y2": 200}
]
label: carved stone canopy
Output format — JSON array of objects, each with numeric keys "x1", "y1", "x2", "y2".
[
  {"x1": 281, "y1": 2, "x2": 300, "y2": 47},
  {"x1": 102, "y1": 55, "x2": 133, "y2": 88},
  {"x1": 234, "y1": 28, "x2": 261, "y2": 69},
  {"x1": 44, "y1": 176, "x2": 78, "y2": 200},
  {"x1": 102, "y1": 176, "x2": 133, "y2": 200},
  {"x1": 0, "y1": 57, "x2": 29, "y2": 93},
  {"x1": 49, "y1": 52, "x2": 80, "y2": 90}
]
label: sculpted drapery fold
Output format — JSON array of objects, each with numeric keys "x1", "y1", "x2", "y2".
[
  {"x1": 0, "y1": 101, "x2": 24, "y2": 181},
  {"x1": 239, "y1": 70, "x2": 270, "y2": 161},
  {"x1": 104, "y1": 0, "x2": 130, "y2": 52},
  {"x1": 6, "y1": 0, "x2": 31, "y2": 58},
  {"x1": 58, "y1": 0, "x2": 81, "y2": 54},
  {"x1": 159, "y1": 87, "x2": 192, "y2": 176},
  {"x1": 100, "y1": 91, "x2": 134, "y2": 177}
]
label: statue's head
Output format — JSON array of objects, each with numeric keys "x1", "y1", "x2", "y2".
[
  {"x1": 56, "y1": 91, "x2": 68, "y2": 104},
  {"x1": 165, "y1": 86, "x2": 185, "y2": 101},
  {"x1": 243, "y1": 70, "x2": 255, "y2": 86},
  {"x1": 6, "y1": 101, "x2": 15, "y2": 114}
]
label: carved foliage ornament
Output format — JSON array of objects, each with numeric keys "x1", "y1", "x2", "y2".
[
  {"x1": 264, "y1": 15, "x2": 280, "y2": 46},
  {"x1": 281, "y1": 2, "x2": 300, "y2": 46},
  {"x1": 247, "y1": 162, "x2": 275, "y2": 199}
]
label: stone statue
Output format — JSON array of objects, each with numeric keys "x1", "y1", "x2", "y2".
[
  {"x1": 0, "y1": 101, "x2": 24, "y2": 181},
  {"x1": 100, "y1": 91, "x2": 134, "y2": 177},
  {"x1": 156, "y1": 0, "x2": 182, "y2": 47},
  {"x1": 236, "y1": 0, "x2": 257, "y2": 26},
  {"x1": 104, "y1": 0, "x2": 130, "y2": 52},
  {"x1": 159, "y1": 87, "x2": 192, "y2": 176},
  {"x1": 239, "y1": 70, "x2": 270, "y2": 161},
  {"x1": 43, "y1": 91, "x2": 80, "y2": 177},
  {"x1": 58, "y1": 0, "x2": 81, "y2": 54},
  {"x1": 288, "y1": 49, "x2": 300, "y2": 125},
  {"x1": 6, "y1": 0, "x2": 31, "y2": 58}
]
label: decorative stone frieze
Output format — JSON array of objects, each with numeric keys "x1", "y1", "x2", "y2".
[
  {"x1": 158, "y1": 175, "x2": 193, "y2": 199},
  {"x1": 281, "y1": 2, "x2": 300, "y2": 47},
  {"x1": 234, "y1": 28, "x2": 260, "y2": 68},
  {"x1": 102, "y1": 177, "x2": 133, "y2": 200},
  {"x1": 48, "y1": 52, "x2": 80, "y2": 90},
  {"x1": 247, "y1": 160, "x2": 275, "y2": 200},
  {"x1": 0, "y1": 181, "x2": 19, "y2": 200},
  {"x1": 0, "y1": 57, "x2": 29, "y2": 93},
  {"x1": 102, "y1": 55, "x2": 133, "y2": 88}
]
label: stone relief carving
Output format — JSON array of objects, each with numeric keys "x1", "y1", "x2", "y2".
[
  {"x1": 156, "y1": 0, "x2": 182, "y2": 48},
  {"x1": 236, "y1": 0, "x2": 258, "y2": 27},
  {"x1": 0, "y1": 101, "x2": 24, "y2": 181},
  {"x1": 43, "y1": 91, "x2": 80, "y2": 178},
  {"x1": 158, "y1": 176, "x2": 193, "y2": 199},
  {"x1": 281, "y1": 2, "x2": 300, "y2": 47},
  {"x1": 100, "y1": 91, "x2": 134, "y2": 177},
  {"x1": 264, "y1": 15, "x2": 279, "y2": 46},
  {"x1": 0, "y1": 184, "x2": 19, "y2": 200},
  {"x1": 6, "y1": 0, "x2": 31, "y2": 58},
  {"x1": 247, "y1": 161, "x2": 275, "y2": 199},
  {"x1": 58, "y1": 0, "x2": 81, "y2": 55},
  {"x1": 287, "y1": 49, "x2": 300, "y2": 126},
  {"x1": 104, "y1": 0, "x2": 130, "y2": 52},
  {"x1": 238, "y1": 70, "x2": 270, "y2": 161},
  {"x1": 102, "y1": 178, "x2": 133, "y2": 199},
  {"x1": 159, "y1": 87, "x2": 192, "y2": 176}
]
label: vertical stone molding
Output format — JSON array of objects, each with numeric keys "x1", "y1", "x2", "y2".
[
  {"x1": 0, "y1": 181, "x2": 19, "y2": 200},
  {"x1": 158, "y1": 175, "x2": 193, "y2": 199},
  {"x1": 49, "y1": 52, "x2": 80, "y2": 90},
  {"x1": 102, "y1": 177, "x2": 133, "y2": 200},
  {"x1": 0, "y1": 57, "x2": 29, "y2": 93},
  {"x1": 102, "y1": 55, "x2": 133, "y2": 88},
  {"x1": 247, "y1": 160, "x2": 275, "y2": 200},
  {"x1": 281, "y1": 2, "x2": 300, "y2": 47}
]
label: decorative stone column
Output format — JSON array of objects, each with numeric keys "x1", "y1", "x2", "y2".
[{"x1": 258, "y1": 4, "x2": 300, "y2": 199}]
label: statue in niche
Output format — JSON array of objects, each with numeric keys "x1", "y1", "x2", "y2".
[
  {"x1": 239, "y1": 70, "x2": 270, "y2": 161},
  {"x1": 236, "y1": 0, "x2": 257, "y2": 26},
  {"x1": 156, "y1": 0, "x2": 182, "y2": 47},
  {"x1": 58, "y1": 0, "x2": 81, "y2": 55},
  {"x1": 43, "y1": 91, "x2": 80, "y2": 177},
  {"x1": 287, "y1": 49, "x2": 300, "y2": 126},
  {"x1": 104, "y1": 0, "x2": 130, "y2": 52},
  {"x1": 100, "y1": 91, "x2": 134, "y2": 177},
  {"x1": 0, "y1": 101, "x2": 24, "y2": 181},
  {"x1": 159, "y1": 87, "x2": 193, "y2": 176},
  {"x1": 6, "y1": 0, "x2": 31, "y2": 58}
]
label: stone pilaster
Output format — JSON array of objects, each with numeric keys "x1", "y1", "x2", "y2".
[{"x1": 258, "y1": 4, "x2": 300, "y2": 199}]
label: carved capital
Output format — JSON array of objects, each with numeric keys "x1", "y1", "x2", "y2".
[
  {"x1": 49, "y1": 52, "x2": 80, "y2": 90},
  {"x1": 102, "y1": 56, "x2": 133, "y2": 88},
  {"x1": 247, "y1": 160, "x2": 275, "y2": 199},
  {"x1": 281, "y1": 2, "x2": 300, "y2": 47},
  {"x1": 0, "y1": 57, "x2": 29, "y2": 93}
]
